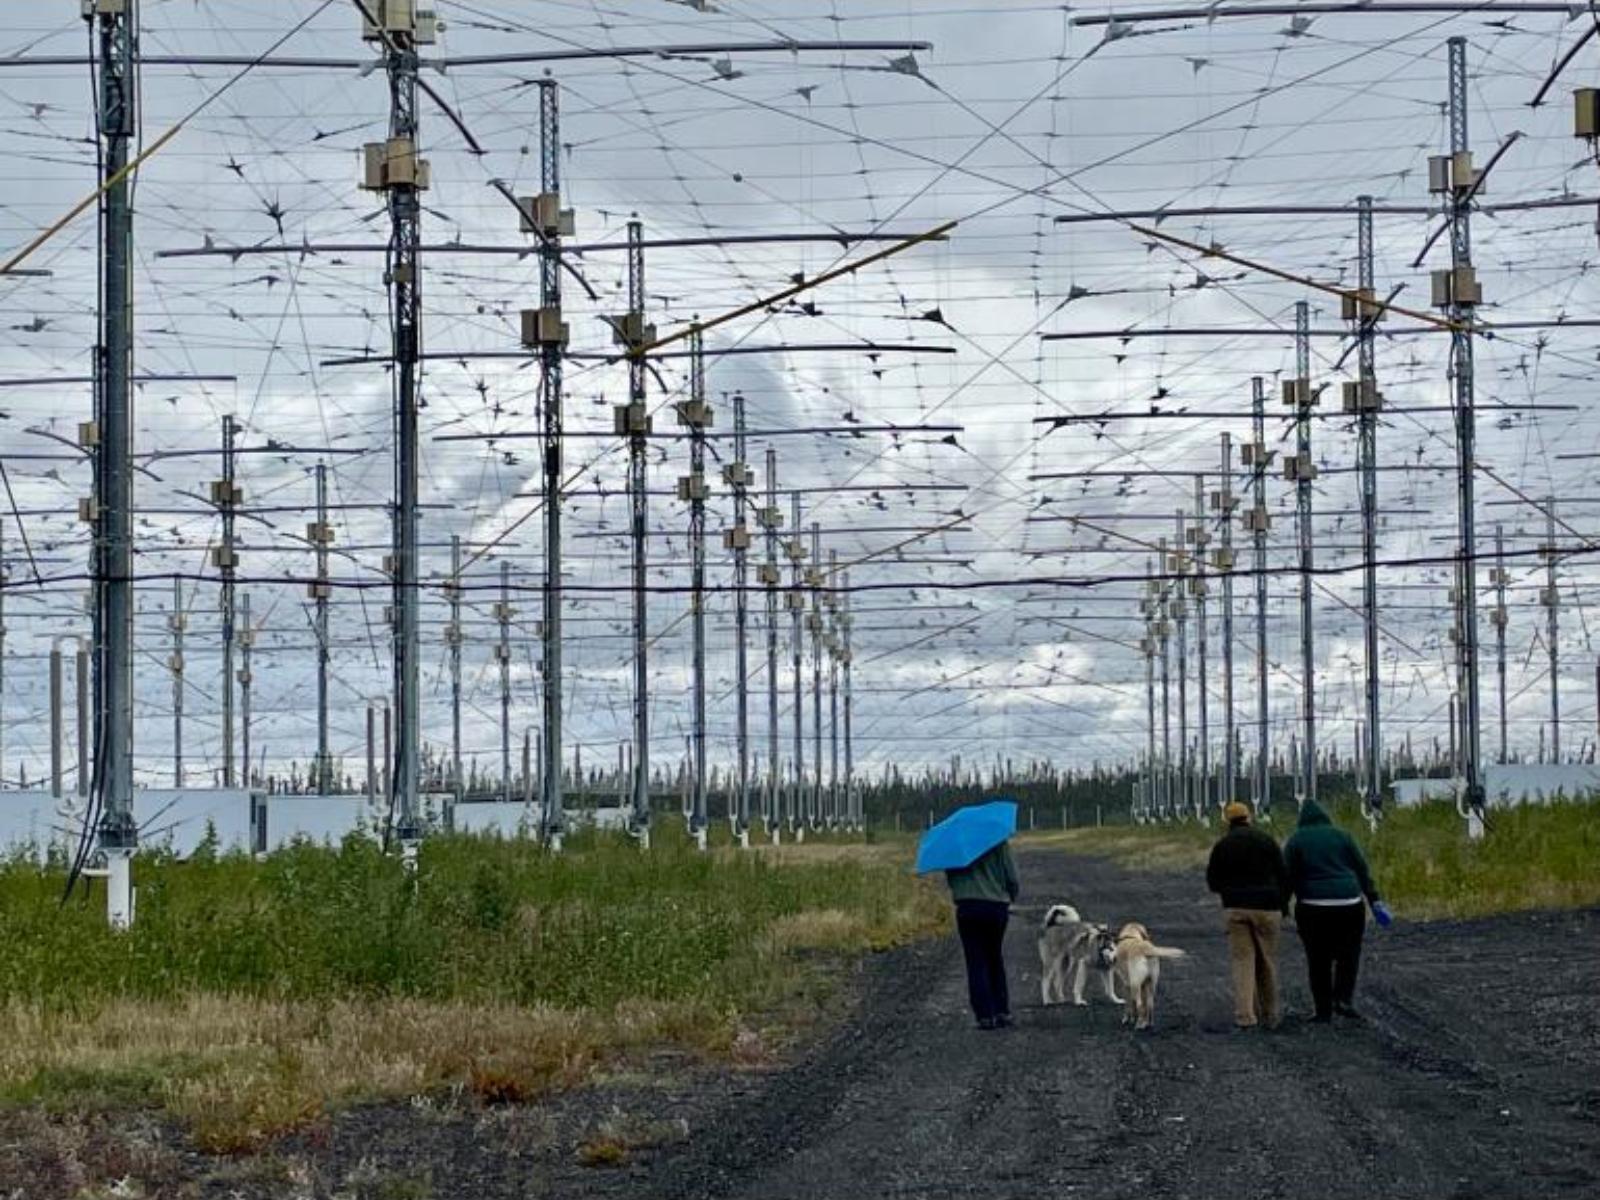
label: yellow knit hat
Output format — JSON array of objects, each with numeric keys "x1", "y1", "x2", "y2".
[{"x1": 1223, "y1": 801, "x2": 1251, "y2": 825}]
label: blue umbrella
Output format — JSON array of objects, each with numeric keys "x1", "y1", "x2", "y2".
[{"x1": 914, "y1": 800, "x2": 1018, "y2": 875}]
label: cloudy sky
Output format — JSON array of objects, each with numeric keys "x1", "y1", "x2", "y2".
[{"x1": 2, "y1": 0, "x2": 1598, "y2": 798}]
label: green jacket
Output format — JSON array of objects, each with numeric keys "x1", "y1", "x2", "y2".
[
  {"x1": 1283, "y1": 800, "x2": 1380, "y2": 904},
  {"x1": 946, "y1": 841, "x2": 1020, "y2": 905}
]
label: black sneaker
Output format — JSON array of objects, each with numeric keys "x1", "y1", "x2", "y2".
[
  {"x1": 995, "y1": 1013, "x2": 1015, "y2": 1028},
  {"x1": 1310, "y1": 1012, "x2": 1333, "y2": 1024},
  {"x1": 1334, "y1": 1002, "x2": 1363, "y2": 1020},
  {"x1": 976, "y1": 1017, "x2": 997, "y2": 1030}
]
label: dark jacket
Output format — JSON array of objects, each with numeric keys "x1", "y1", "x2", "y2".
[
  {"x1": 1283, "y1": 800, "x2": 1381, "y2": 903},
  {"x1": 1206, "y1": 823, "x2": 1290, "y2": 912},
  {"x1": 946, "y1": 841, "x2": 1020, "y2": 905}
]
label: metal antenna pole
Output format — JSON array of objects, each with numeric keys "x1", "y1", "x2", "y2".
[
  {"x1": 809, "y1": 522, "x2": 824, "y2": 829},
  {"x1": 0, "y1": 527, "x2": 5, "y2": 782},
  {"x1": 497, "y1": 560, "x2": 512, "y2": 803},
  {"x1": 169, "y1": 577, "x2": 184, "y2": 787},
  {"x1": 762, "y1": 449, "x2": 781, "y2": 839},
  {"x1": 827, "y1": 548, "x2": 840, "y2": 828},
  {"x1": 1492, "y1": 523, "x2": 1508, "y2": 762},
  {"x1": 217, "y1": 414, "x2": 238, "y2": 788},
  {"x1": 620, "y1": 218, "x2": 653, "y2": 843},
  {"x1": 89, "y1": 0, "x2": 138, "y2": 921},
  {"x1": 726, "y1": 394, "x2": 752, "y2": 844},
  {"x1": 1249, "y1": 377, "x2": 1272, "y2": 816},
  {"x1": 311, "y1": 462, "x2": 334, "y2": 793},
  {"x1": 1440, "y1": 35, "x2": 1486, "y2": 833},
  {"x1": 1158, "y1": 537, "x2": 1173, "y2": 819},
  {"x1": 1216, "y1": 436, "x2": 1237, "y2": 806},
  {"x1": 239, "y1": 591, "x2": 253, "y2": 786},
  {"x1": 789, "y1": 492, "x2": 804, "y2": 837},
  {"x1": 1542, "y1": 498, "x2": 1560, "y2": 761},
  {"x1": 362, "y1": 9, "x2": 431, "y2": 852},
  {"x1": 446, "y1": 534, "x2": 462, "y2": 798},
  {"x1": 1172, "y1": 515, "x2": 1189, "y2": 818},
  {"x1": 1353, "y1": 195, "x2": 1384, "y2": 816},
  {"x1": 534, "y1": 77, "x2": 567, "y2": 848},
  {"x1": 1142, "y1": 560, "x2": 1160, "y2": 820},
  {"x1": 1290, "y1": 300, "x2": 1317, "y2": 807},
  {"x1": 841, "y1": 568, "x2": 855, "y2": 828},
  {"x1": 681, "y1": 329, "x2": 710, "y2": 847},
  {"x1": 1191, "y1": 476, "x2": 1209, "y2": 817}
]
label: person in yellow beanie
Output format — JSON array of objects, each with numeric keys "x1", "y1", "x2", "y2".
[{"x1": 1206, "y1": 801, "x2": 1290, "y2": 1029}]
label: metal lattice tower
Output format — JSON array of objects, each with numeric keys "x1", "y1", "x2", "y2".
[
  {"x1": 1443, "y1": 35, "x2": 1486, "y2": 828},
  {"x1": 363, "y1": 7, "x2": 429, "y2": 847},
  {"x1": 1216, "y1": 435, "x2": 1237, "y2": 807},
  {"x1": 311, "y1": 463, "x2": 334, "y2": 793},
  {"x1": 1248, "y1": 377, "x2": 1272, "y2": 816},
  {"x1": 809, "y1": 521, "x2": 823, "y2": 829},
  {"x1": 827, "y1": 548, "x2": 840, "y2": 827},
  {"x1": 1354, "y1": 195, "x2": 1384, "y2": 814},
  {"x1": 727, "y1": 394, "x2": 752, "y2": 843},
  {"x1": 1172, "y1": 513, "x2": 1189, "y2": 817},
  {"x1": 1191, "y1": 476, "x2": 1208, "y2": 816},
  {"x1": 169, "y1": 578, "x2": 184, "y2": 787},
  {"x1": 1491, "y1": 523, "x2": 1509, "y2": 762},
  {"x1": 497, "y1": 560, "x2": 512, "y2": 803},
  {"x1": 841, "y1": 567, "x2": 855, "y2": 827},
  {"x1": 89, "y1": 0, "x2": 138, "y2": 919},
  {"x1": 446, "y1": 534, "x2": 462, "y2": 799},
  {"x1": 1141, "y1": 560, "x2": 1159, "y2": 820},
  {"x1": 239, "y1": 592, "x2": 253, "y2": 786},
  {"x1": 682, "y1": 329, "x2": 710, "y2": 843},
  {"x1": 789, "y1": 491, "x2": 804, "y2": 835},
  {"x1": 214, "y1": 414, "x2": 239, "y2": 789},
  {"x1": 1291, "y1": 300, "x2": 1317, "y2": 806},
  {"x1": 623, "y1": 218, "x2": 652, "y2": 840},
  {"x1": 1542, "y1": 499, "x2": 1560, "y2": 761},
  {"x1": 762, "y1": 449, "x2": 781, "y2": 837},
  {"x1": 1157, "y1": 537, "x2": 1173, "y2": 819},
  {"x1": 536, "y1": 78, "x2": 567, "y2": 846}
]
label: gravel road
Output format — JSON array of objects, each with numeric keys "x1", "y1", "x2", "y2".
[{"x1": 628, "y1": 849, "x2": 1599, "y2": 1200}]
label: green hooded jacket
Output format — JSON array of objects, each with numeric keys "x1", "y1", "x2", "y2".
[
  {"x1": 1283, "y1": 799, "x2": 1380, "y2": 904},
  {"x1": 945, "y1": 840, "x2": 1020, "y2": 905}
]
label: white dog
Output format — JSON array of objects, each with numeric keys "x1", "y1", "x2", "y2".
[{"x1": 1038, "y1": 904, "x2": 1124, "y2": 1007}]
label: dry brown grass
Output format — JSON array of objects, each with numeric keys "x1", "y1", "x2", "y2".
[{"x1": 0, "y1": 994, "x2": 725, "y2": 1154}]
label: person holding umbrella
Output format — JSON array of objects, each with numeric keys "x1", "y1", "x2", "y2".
[{"x1": 916, "y1": 801, "x2": 1020, "y2": 1030}]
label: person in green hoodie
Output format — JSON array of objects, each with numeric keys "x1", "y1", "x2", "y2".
[
  {"x1": 1283, "y1": 799, "x2": 1390, "y2": 1022},
  {"x1": 945, "y1": 839, "x2": 1020, "y2": 1030}
]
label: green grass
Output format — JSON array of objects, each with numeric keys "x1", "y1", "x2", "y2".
[
  {"x1": 0, "y1": 827, "x2": 944, "y2": 1154},
  {"x1": 1025, "y1": 798, "x2": 1600, "y2": 920}
]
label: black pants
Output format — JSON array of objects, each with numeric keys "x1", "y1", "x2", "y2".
[
  {"x1": 955, "y1": 899, "x2": 1010, "y2": 1024},
  {"x1": 1295, "y1": 901, "x2": 1366, "y2": 1019}
]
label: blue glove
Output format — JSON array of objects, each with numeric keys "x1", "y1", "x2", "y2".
[{"x1": 1371, "y1": 900, "x2": 1393, "y2": 928}]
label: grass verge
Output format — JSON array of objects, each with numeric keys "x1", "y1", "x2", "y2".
[
  {"x1": 1023, "y1": 798, "x2": 1600, "y2": 920},
  {"x1": 0, "y1": 827, "x2": 943, "y2": 1155}
]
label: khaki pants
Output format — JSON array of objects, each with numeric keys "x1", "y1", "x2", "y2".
[{"x1": 1225, "y1": 908, "x2": 1281, "y2": 1028}]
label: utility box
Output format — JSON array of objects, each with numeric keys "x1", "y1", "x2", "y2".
[
  {"x1": 723, "y1": 524, "x2": 751, "y2": 551},
  {"x1": 520, "y1": 306, "x2": 568, "y2": 348},
  {"x1": 758, "y1": 505, "x2": 782, "y2": 529},
  {"x1": 210, "y1": 480, "x2": 242, "y2": 507},
  {"x1": 1283, "y1": 452, "x2": 1317, "y2": 482},
  {"x1": 362, "y1": 138, "x2": 430, "y2": 191},
  {"x1": 168, "y1": 652, "x2": 184, "y2": 672},
  {"x1": 758, "y1": 563, "x2": 781, "y2": 586},
  {"x1": 1281, "y1": 378, "x2": 1314, "y2": 408},
  {"x1": 211, "y1": 545, "x2": 237, "y2": 569},
  {"x1": 494, "y1": 643, "x2": 512, "y2": 662},
  {"x1": 613, "y1": 402, "x2": 652, "y2": 436},
  {"x1": 785, "y1": 592, "x2": 805, "y2": 612},
  {"x1": 1212, "y1": 548, "x2": 1235, "y2": 571},
  {"x1": 1243, "y1": 506, "x2": 1271, "y2": 533},
  {"x1": 722, "y1": 461, "x2": 753, "y2": 487},
  {"x1": 77, "y1": 421, "x2": 100, "y2": 449},
  {"x1": 676, "y1": 473, "x2": 709, "y2": 502},
  {"x1": 1540, "y1": 586, "x2": 1560, "y2": 608},
  {"x1": 518, "y1": 192, "x2": 575, "y2": 237},
  {"x1": 493, "y1": 601, "x2": 515, "y2": 621},
  {"x1": 306, "y1": 521, "x2": 335, "y2": 545},
  {"x1": 360, "y1": 0, "x2": 439, "y2": 43},
  {"x1": 785, "y1": 539, "x2": 806, "y2": 562},
  {"x1": 1576, "y1": 88, "x2": 1600, "y2": 138},
  {"x1": 1341, "y1": 287, "x2": 1380, "y2": 322},
  {"x1": 804, "y1": 567, "x2": 824, "y2": 588},
  {"x1": 1432, "y1": 264, "x2": 1482, "y2": 308},
  {"x1": 81, "y1": 0, "x2": 126, "y2": 15},
  {"x1": 1428, "y1": 151, "x2": 1478, "y2": 195},
  {"x1": 77, "y1": 496, "x2": 99, "y2": 523},
  {"x1": 1490, "y1": 605, "x2": 1508, "y2": 628},
  {"x1": 307, "y1": 580, "x2": 331, "y2": 600},
  {"x1": 1241, "y1": 441, "x2": 1272, "y2": 467},
  {"x1": 1342, "y1": 379, "x2": 1382, "y2": 413},
  {"x1": 674, "y1": 399, "x2": 713, "y2": 428},
  {"x1": 1209, "y1": 488, "x2": 1236, "y2": 512},
  {"x1": 611, "y1": 312, "x2": 655, "y2": 349}
]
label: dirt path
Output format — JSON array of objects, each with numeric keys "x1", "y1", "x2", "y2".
[{"x1": 626, "y1": 850, "x2": 1599, "y2": 1200}]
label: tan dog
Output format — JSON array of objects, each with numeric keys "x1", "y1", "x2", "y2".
[{"x1": 1112, "y1": 922, "x2": 1187, "y2": 1030}]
